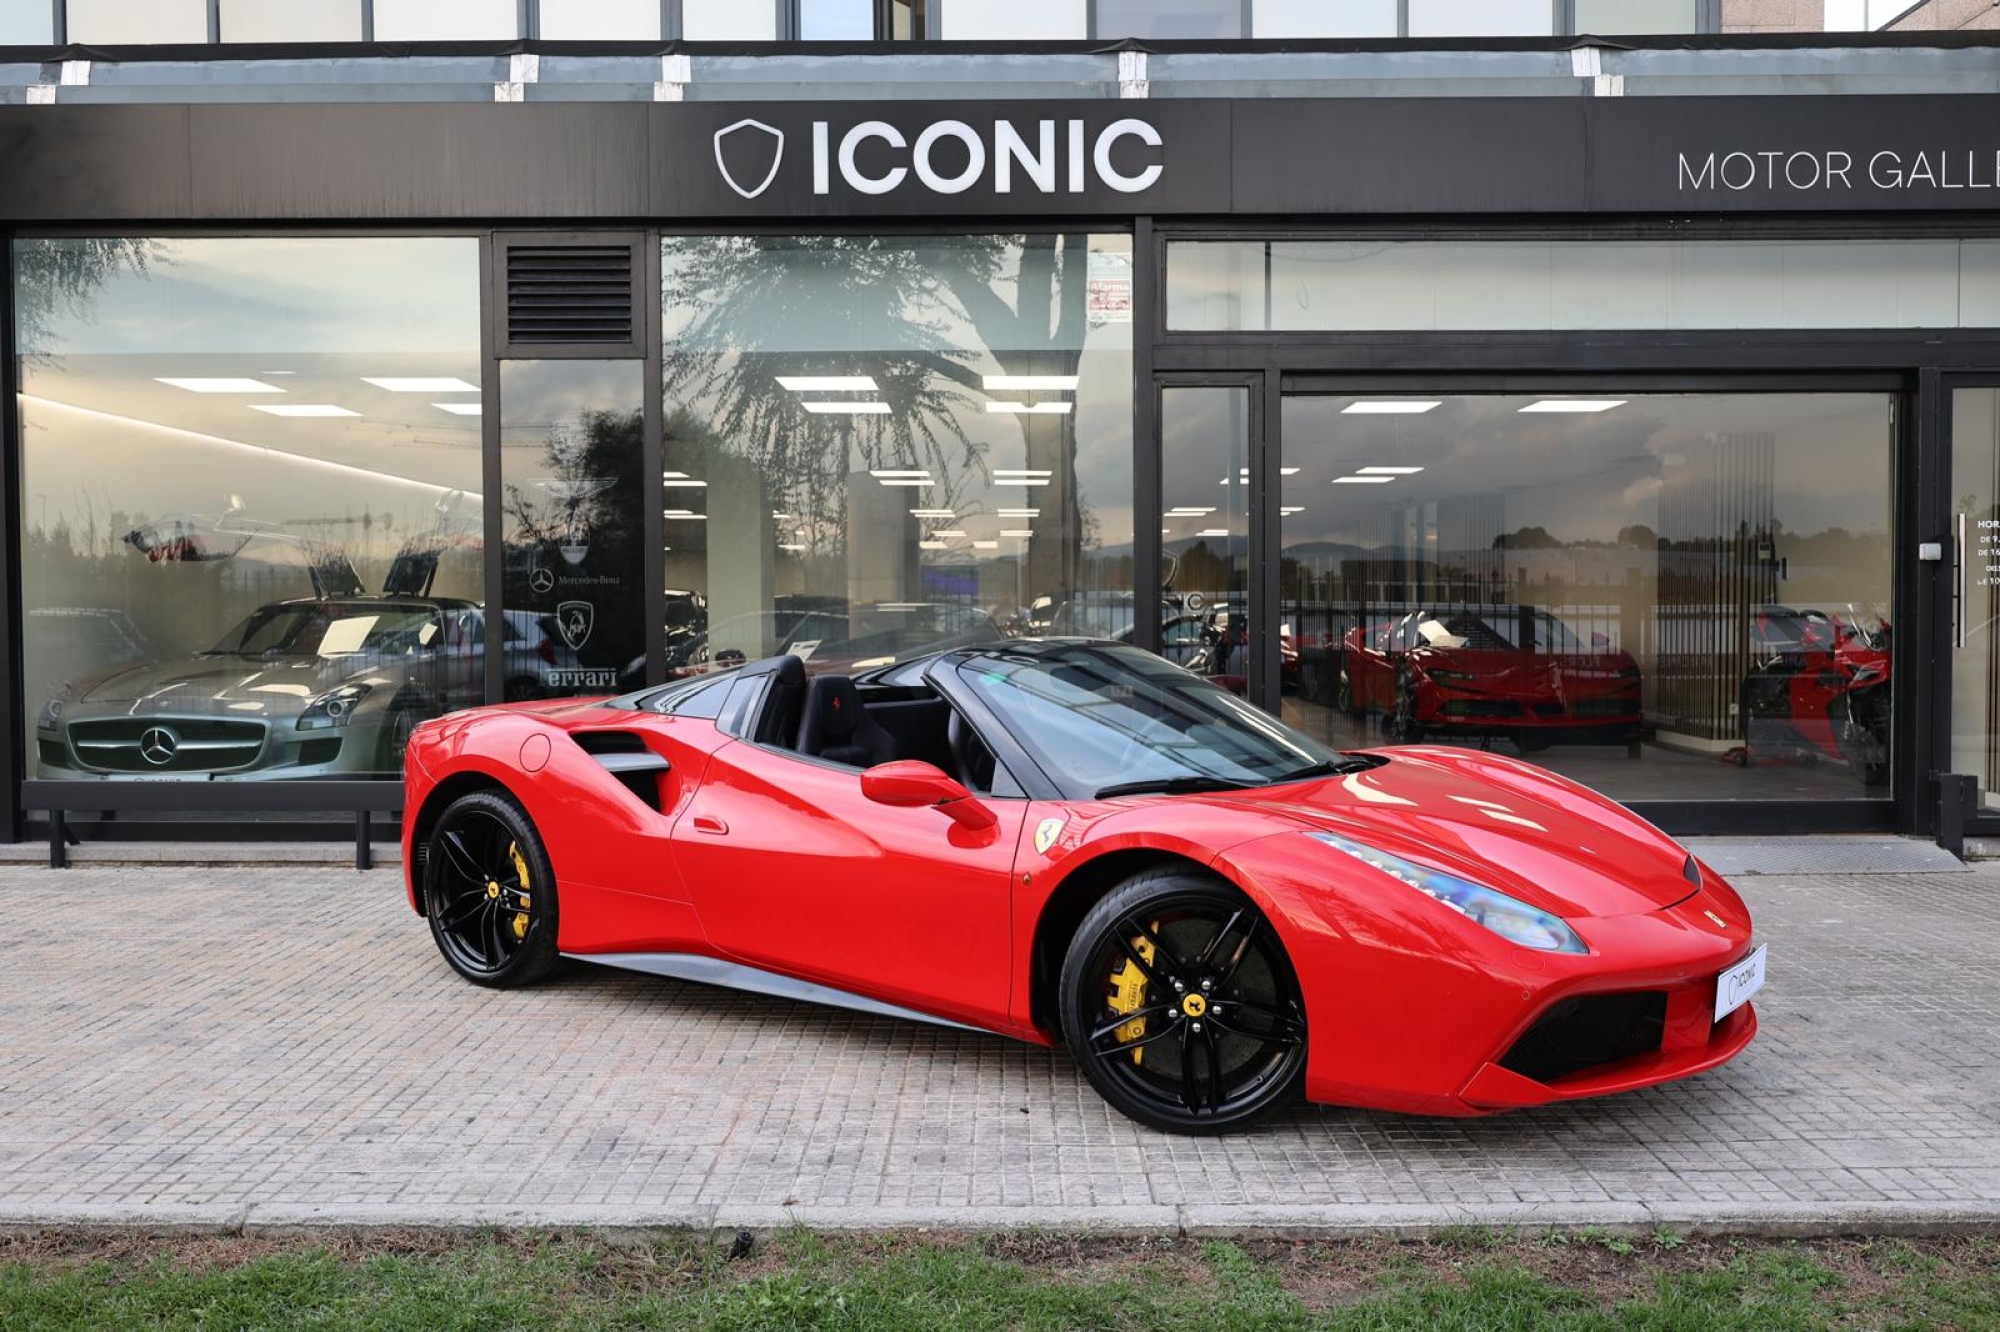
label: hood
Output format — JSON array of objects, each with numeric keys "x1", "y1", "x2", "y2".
[
  {"x1": 1415, "y1": 646, "x2": 1635, "y2": 680},
  {"x1": 1212, "y1": 747, "x2": 1692, "y2": 920},
  {"x1": 69, "y1": 652, "x2": 388, "y2": 716}
]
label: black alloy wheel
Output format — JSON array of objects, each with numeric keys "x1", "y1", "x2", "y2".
[
  {"x1": 423, "y1": 790, "x2": 562, "y2": 988},
  {"x1": 1060, "y1": 872, "x2": 1307, "y2": 1134}
]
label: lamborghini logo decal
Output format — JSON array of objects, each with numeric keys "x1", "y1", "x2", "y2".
[{"x1": 1034, "y1": 817, "x2": 1065, "y2": 856}]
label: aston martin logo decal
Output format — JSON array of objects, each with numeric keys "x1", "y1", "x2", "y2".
[{"x1": 1034, "y1": 817, "x2": 1065, "y2": 855}]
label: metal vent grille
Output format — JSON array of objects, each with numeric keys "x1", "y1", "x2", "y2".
[{"x1": 505, "y1": 244, "x2": 636, "y2": 346}]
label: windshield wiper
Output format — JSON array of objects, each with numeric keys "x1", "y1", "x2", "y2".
[
  {"x1": 1264, "y1": 757, "x2": 1381, "y2": 784},
  {"x1": 1095, "y1": 774, "x2": 1258, "y2": 799}
]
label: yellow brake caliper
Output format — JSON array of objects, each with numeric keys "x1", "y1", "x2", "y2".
[
  {"x1": 508, "y1": 840, "x2": 532, "y2": 940},
  {"x1": 1104, "y1": 925, "x2": 1158, "y2": 1065}
]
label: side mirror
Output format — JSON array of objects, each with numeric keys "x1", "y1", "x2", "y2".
[{"x1": 862, "y1": 760, "x2": 997, "y2": 831}]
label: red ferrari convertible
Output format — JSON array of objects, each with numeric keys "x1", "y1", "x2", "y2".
[{"x1": 402, "y1": 639, "x2": 1762, "y2": 1134}]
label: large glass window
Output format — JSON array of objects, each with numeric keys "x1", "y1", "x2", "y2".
[
  {"x1": 1280, "y1": 392, "x2": 1894, "y2": 802},
  {"x1": 1161, "y1": 386, "x2": 1251, "y2": 692},
  {"x1": 1169, "y1": 239, "x2": 2000, "y2": 333},
  {"x1": 683, "y1": 0, "x2": 779, "y2": 39},
  {"x1": 1096, "y1": 0, "x2": 1245, "y2": 38},
  {"x1": 801, "y1": 0, "x2": 874, "y2": 39},
  {"x1": 1951, "y1": 388, "x2": 2000, "y2": 813},
  {"x1": 0, "y1": 1, "x2": 54, "y2": 42},
  {"x1": 538, "y1": 0, "x2": 664, "y2": 39},
  {"x1": 1575, "y1": 0, "x2": 1701, "y2": 33},
  {"x1": 1407, "y1": 0, "x2": 1552, "y2": 36},
  {"x1": 938, "y1": 0, "x2": 1085, "y2": 38},
  {"x1": 499, "y1": 362, "x2": 646, "y2": 699},
  {"x1": 18, "y1": 238, "x2": 485, "y2": 781},
  {"x1": 373, "y1": 0, "x2": 518, "y2": 41},
  {"x1": 1253, "y1": 0, "x2": 1398, "y2": 37},
  {"x1": 220, "y1": 0, "x2": 365, "y2": 42},
  {"x1": 660, "y1": 234, "x2": 1134, "y2": 683},
  {"x1": 66, "y1": 0, "x2": 208, "y2": 42}
]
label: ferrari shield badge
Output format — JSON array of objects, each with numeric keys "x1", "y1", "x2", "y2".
[{"x1": 1034, "y1": 816, "x2": 1065, "y2": 856}]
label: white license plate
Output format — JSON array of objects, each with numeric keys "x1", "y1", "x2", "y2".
[{"x1": 1714, "y1": 944, "x2": 1767, "y2": 1022}]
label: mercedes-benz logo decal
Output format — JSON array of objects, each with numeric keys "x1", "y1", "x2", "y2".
[
  {"x1": 138, "y1": 725, "x2": 180, "y2": 766},
  {"x1": 529, "y1": 567, "x2": 556, "y2": 594}
]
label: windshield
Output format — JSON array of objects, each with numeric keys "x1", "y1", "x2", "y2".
[
  {"x1": 953, "y1": 643, "x2": 1354, "y2": 797},
  {"x1": 1479, "y1": 611, "x2": 1588, "y2": 652},
  {"x1": 210, "y1": 603, "x2": 441, "y2": 658}
]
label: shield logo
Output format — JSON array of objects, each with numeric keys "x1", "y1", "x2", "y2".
[
  {"x1": 556, "y1": 600, "x2": 595, "y2": 652},
  {"x1": 1034, "y1": 816, "x2": 1065, "y2": 856},
  {"x1": 713, "y1": 118, "x2": 785, "y2": 200}
]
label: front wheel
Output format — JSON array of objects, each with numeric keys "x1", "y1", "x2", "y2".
[
  {"x1": 423, "y1": 790, "x2": 562, "y2": 988},
  {"x1": 1389, "y1": 670, "x2": 1425, "y2": 742},
  {"x1": 1059, "y1": 872, "x2": 1307, "y2": 1135}
]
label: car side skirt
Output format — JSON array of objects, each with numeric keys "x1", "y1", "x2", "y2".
[{"x1": 563, "y1": 951, "x2": 999, "y2": 1035}]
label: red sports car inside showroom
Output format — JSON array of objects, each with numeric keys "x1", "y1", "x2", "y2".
[
  {"x1": 402, "y1": 639, "x2": 1764, "y2": 1134},
  {"x1": 1338, "y1": 607, "x2": 1643, "y2": 751}
]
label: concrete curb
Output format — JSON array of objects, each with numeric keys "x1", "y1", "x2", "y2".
[{"x1": 2, "y1": 1199, "x2": 1997, "y2": 1240}]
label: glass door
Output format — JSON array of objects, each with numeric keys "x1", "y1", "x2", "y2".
[
  {"x1": 1158, "y1": 381, "x2": 1261, "y2": 705},
  {"x1": 1950, "y1": 385, "x2": 2000, "y2": 816}
]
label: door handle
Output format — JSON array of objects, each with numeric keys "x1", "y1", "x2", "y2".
[
  {"x1": 691, "y1": 814, "x2": 728, "y2": 836},
  {"x1": 1957, "y1": 511, "x2": 1968, "y2": 650}
]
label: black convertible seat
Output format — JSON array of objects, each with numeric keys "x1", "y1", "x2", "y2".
[{"x1": 795, "y1": 674, "x2": 897, "y2": 768}]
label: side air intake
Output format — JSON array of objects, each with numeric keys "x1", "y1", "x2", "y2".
[{"x1": 572, "y1": 731, "x2": 669, "y2": 812}]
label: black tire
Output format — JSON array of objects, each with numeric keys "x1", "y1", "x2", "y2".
[
  {"x1": 1299, "y1": 659, "x2": 1324, "y2": 705},
  {"x1": 376, "y1": 703, "x2": 423, "y2": 774},
  {"x1": 1335, "y1": 668, "x2": 1365, "y2": 721},
  {"x1": 423, "y1": 790, "x2": 562, "y2": 988},
  {"x1": 1059, "y1": 871, "x2": 1307, "y2": 1135}
]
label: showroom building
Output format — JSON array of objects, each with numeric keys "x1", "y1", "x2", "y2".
[{"x1": 1, "y1": 4, "x2": 1998, "y2": 850}]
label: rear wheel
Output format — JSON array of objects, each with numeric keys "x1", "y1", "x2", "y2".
[
  {"x1": 423, "y1": 790, "x2": 562, "y2": 988},
  {"x1": 1059, "y1": 871, "x2": 1307, "y2": 1135}
]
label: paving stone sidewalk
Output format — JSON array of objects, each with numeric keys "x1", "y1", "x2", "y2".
[{"x1": 1, "y1": 860, "x2": 1996, "y2": 1235}]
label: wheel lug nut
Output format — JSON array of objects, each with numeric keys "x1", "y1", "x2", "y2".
[
  {"x1": 1201, "y1": 980, "x2": 1212, "y2": 992},
  {"x1": 1191, "y1": 1022, "x2": 1203, "y2": 1033}
]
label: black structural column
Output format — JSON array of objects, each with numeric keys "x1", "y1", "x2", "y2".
[
  {"x1": 1132, "y1": 216, "x2": 1160, "y2": 656},
  {"x1": 0, "y1": 225, "x2": 18, "y2": 842}
]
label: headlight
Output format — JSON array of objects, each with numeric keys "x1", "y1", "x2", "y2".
[
  {"x1": 297, "y1": 683, "x2": 373, "y2": 731},
  {"x1": 38, "y1": 681, "x2": 76, "y2": 729},
  {"x1": 1307, "y1": 831, "x2": 1589, "y2": 954}
]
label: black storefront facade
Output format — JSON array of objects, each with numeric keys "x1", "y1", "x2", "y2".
[{"x1": 5, "y1": 49, "x2": 2000, "y2": 851}]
